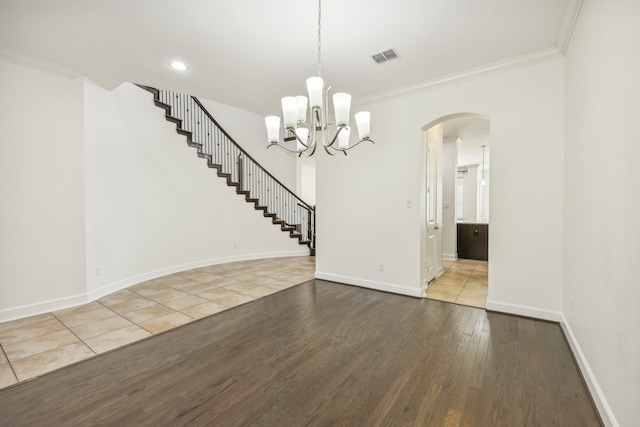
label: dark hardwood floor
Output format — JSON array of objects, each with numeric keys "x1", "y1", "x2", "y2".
[{"x1": 0, "y1": 280, "x2": 601, "y2": 426}]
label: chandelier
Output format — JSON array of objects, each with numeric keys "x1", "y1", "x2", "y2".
[{"x1": 265, "y1": 0, "x2": 374, "y2": 156}]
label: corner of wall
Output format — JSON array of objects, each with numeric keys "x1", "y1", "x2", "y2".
[
  {"x1": 315, "y1": 272, "x2": 423, "y2": 298},
  {"x1": 560, "y1": 315, "x2": 618, "y2": 427},
  {"x1": 485, "y1": 300, "x2": 563, "y2": 322}
]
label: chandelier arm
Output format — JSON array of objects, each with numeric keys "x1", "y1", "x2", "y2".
[
  {"x1": 327, "y1": 146, "x2": 348, "y2": 156},
  {"x1": 288, "y1": 127, "x2": 312, "y2": 149},
  {"x1": 323, "y1": 144, "x2": 339, "y2": 156},
  {"x1": 328, "y1": 138, "x2": 376, "y2": 153},
  {"x1": 320, "y1": 85, "x2": 331, "y2": 147},
  {"x1": 351, "y1": 137, "x2": 375, "y2": 148},
  {"x1": 299, "y1": 143, "x2": 318, "y2": 157},
  {"x1": 309, "y1": 108, "x2": 320, "y2": 149},
  {"x1": 266, "y1": 143, "x2": 307, "y2": 153},
  {"x1": 324, "y1": 125, "x2": 346, "y2": 149},
  {"x1": 321, "y1": 124, "x2": 330, "y2": 147}
]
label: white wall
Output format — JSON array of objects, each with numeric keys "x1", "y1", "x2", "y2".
[
  {"x1": 0, "y1": 58, "x2": 87, "y2": 320},
  {"x1": 297, "y1": 154, "x2": 316, "y2": 206},
  {"x1": 0, "y1": 57, "x2": 306, "y2": 321},
  {"x1": 316, "y1": 58, "x2": 565, "y2": 313},
  {"x1": 563, "y1": 1, "x2": 640, "y2": 425},
  {"x1": 84, "y1": 82, "x2": 308, "y2": 299},
  {"x1": 441, "y1": 141, "x2": 457, "y2": 259}
]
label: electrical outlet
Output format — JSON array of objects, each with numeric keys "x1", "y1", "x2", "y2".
[
  {"x1": 378, "y1": 262, "x2": 384, "y2": 271},
  {"x1": 569, "y1": 297, "x2": 575, "y2": 312},
  {"x1": 95, "y1": 267, "x2": 102, "y2": 277}
]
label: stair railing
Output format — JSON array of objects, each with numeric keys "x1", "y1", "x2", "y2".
[{"x1": 152, "y1": 88, "x2": 315, "y2": 253}]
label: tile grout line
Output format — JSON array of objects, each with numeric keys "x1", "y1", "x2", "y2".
[
  {"x1": 0, "y1": 343, "x2": 19, "y2": 384},
  {"x1": 107, "y1": 267, "x2": 311, "y2": 334},
  {"x1": 96, "y1": 303, "x2": 172, "y2": 346},
  {"x1": 5, "y1": 313, "x2": 97, "y2": 385},
  {"x1": 425, "y1": 259, "x2": 488, "y2": 308},
  {"x1": 50, "y1": 311, "x2": 98, "y2": 356},
  {"x1": 97, "y1": 296, "x2": 191, "y2": 339},
  {"x1": 127, "y1": 272, "x2": 308, "y2": 324},
  {"x1": 455, "y1": 262, "x2": 488, "y2": 307},
  {"x1": 0, "y1": 258, "x2": 315, "y2": 391},
  {"x1": 126, "y1": 283, "x2": 245, "y2": 326}
]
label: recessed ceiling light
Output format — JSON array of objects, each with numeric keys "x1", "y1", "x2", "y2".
[{"x1": 170, "y1": 61, "x2": 188, "y2": 71}]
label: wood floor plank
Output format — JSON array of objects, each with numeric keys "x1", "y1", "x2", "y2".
[{"x1": 0, "y1": 280, "x2": 602, "y2": 426}]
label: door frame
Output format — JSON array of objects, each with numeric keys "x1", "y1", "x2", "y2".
[{"x1": 420, "y1": 113, "x2": 490, "y2": 296}]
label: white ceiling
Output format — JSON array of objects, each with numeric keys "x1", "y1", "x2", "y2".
[{"x1": 0, "y1": 0, "x2": 578, "y2": 116}]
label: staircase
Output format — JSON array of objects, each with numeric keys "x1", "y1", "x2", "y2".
[{"x1": 137, "y1": 85, "x2": 315, "y2": 255}]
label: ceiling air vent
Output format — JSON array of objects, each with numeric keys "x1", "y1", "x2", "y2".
[{"x1": 372, "y1": 48, "x2": 399, "y2": 64}]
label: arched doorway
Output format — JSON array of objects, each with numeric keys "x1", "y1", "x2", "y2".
[{"x1": 420, "y1": 113, "x2": 490, "y2": 308}]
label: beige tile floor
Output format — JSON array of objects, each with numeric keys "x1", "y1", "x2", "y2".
[
  {"x1": 0, "y1": 256, "x2": 315, "y2": 390},
  {"x1": 424, "y1": 258, "x2": 488, "y2": 309}
]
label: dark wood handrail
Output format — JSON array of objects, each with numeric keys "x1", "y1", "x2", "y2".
[
  {"x1": 136, "y1": 84, "x2": 315, "y2": 252},
  {"x1": 189, "y1": 96, "x2": 314, "y2": 212}
]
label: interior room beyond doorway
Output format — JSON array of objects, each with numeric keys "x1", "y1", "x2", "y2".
[{"x1": 425, "y1": 115, "x2": 490, "y2": 308}]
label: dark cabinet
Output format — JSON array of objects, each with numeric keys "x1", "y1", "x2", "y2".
[{"x1": 457, "y1": 223, "x2": 488, "y2": 261}]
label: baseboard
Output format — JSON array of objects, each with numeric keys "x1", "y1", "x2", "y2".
[
  {"x1": 560, "y1": 315, "x2": 618, "y2": 427},
  {"x1": 0, "y1": 250, "x2": 309, "y2": 323},
  {"x1": 485, "y1": 299, "x2": 563, "y2": 322},
  {"x1": 315, "y1": 272, "x2": 423, "y2": 298},
  {"x1": 86, "y1": 250, "x2": 309, "y2": 302},
  {"x1": 442, "y1": 253, "x2": 458, "y2": 261},
  {"x1": 0, "y1": 293, "x2": 89, "y2": 323},
  {"x1": 485, "y1": 300, "x2": 616, "y2": 426}
]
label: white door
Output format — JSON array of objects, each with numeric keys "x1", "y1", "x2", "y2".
[{"x1": 425, "y1": 137, "x2": 440, "y2": 283}]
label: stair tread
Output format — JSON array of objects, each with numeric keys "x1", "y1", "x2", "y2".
[{"x1": 142, "y1": 85, "x2": 314, "y2": 253}]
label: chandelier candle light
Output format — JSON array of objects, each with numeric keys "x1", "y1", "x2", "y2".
[{"x1": 265, "y1": 0, "x2": 375, "y2": 156}]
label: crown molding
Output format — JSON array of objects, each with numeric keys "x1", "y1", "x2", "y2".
[
  {"x1": 0, "y1": 46, "x2": 83, "y2": 79},
  {"x1": 353, "y1": 47, "x2": 564, "y2": 108},
  {"x1": 556, "y1": 0, "x2": 584, "y2": 54}
]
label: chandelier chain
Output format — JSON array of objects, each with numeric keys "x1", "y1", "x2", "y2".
[{"x1": 317, "y1": 0, "x2": 322, "y2": 77}]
